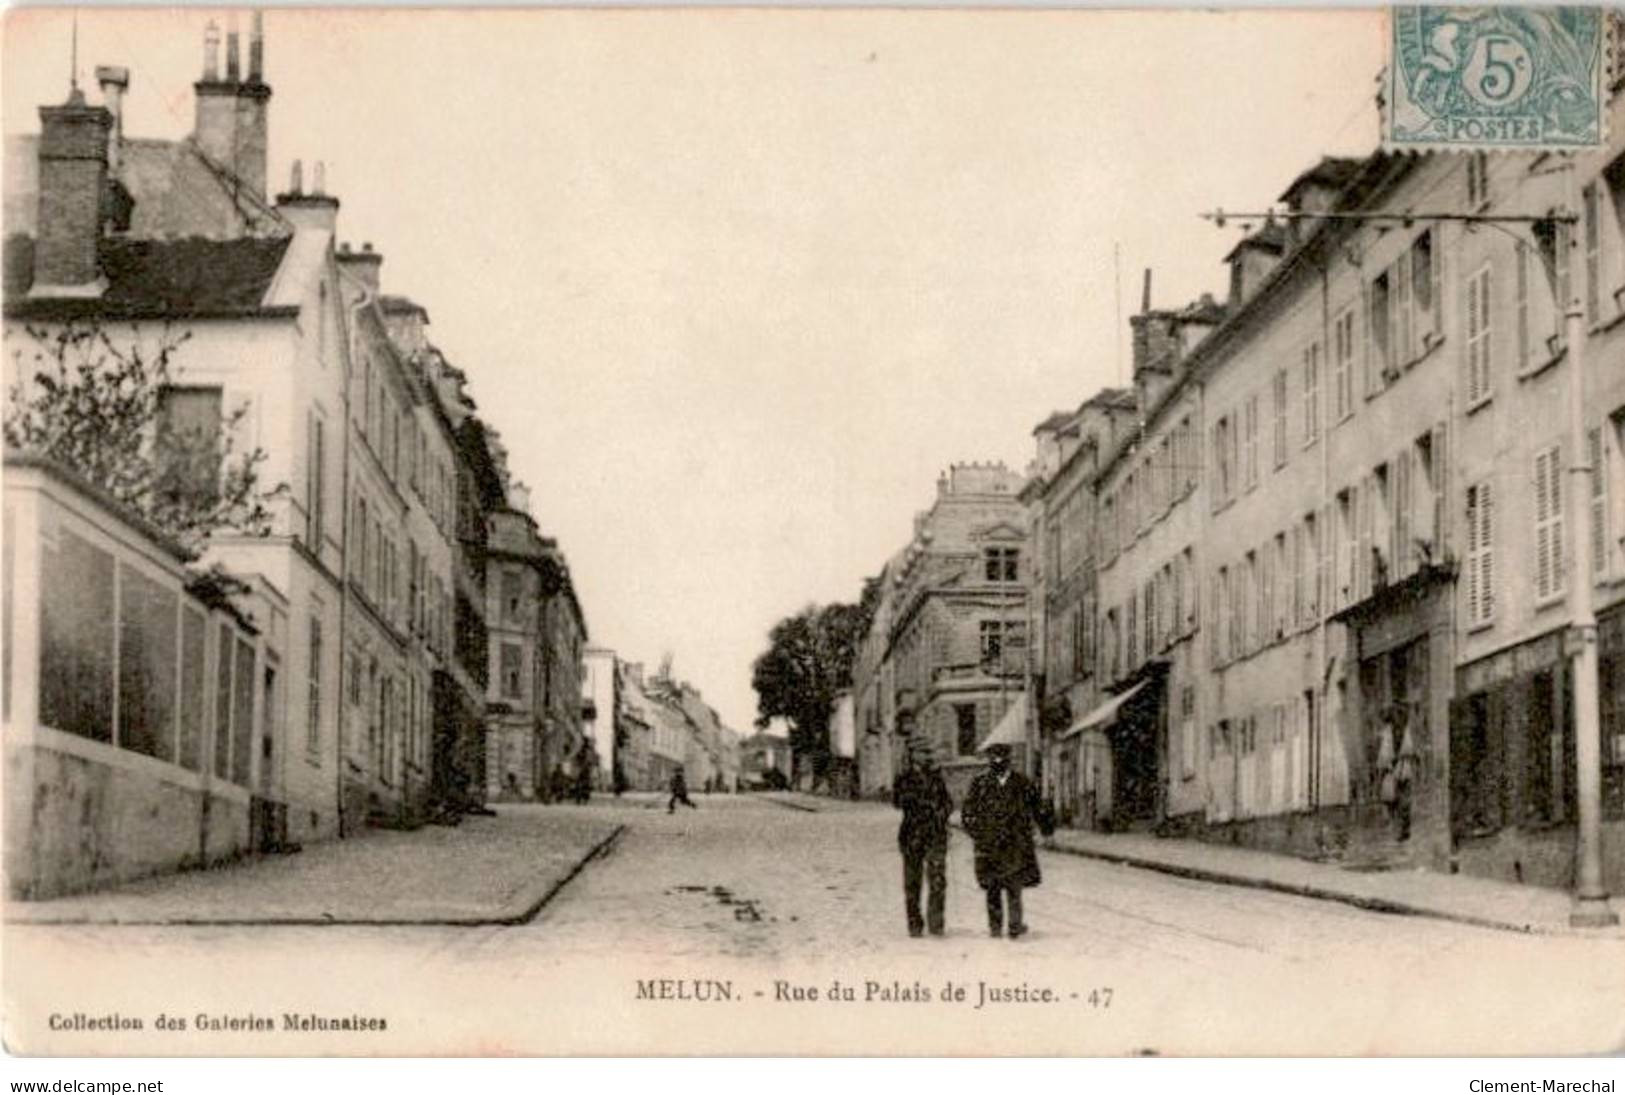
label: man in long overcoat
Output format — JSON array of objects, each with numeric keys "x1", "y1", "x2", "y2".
[
  {"x1": 961, "y1": 742, "x2": 1053, "y2": 938},
  {"x1": 892, "y1": 744, "x2": 953, "y2": 937}
]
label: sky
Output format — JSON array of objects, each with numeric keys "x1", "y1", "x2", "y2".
[{"x1": 3, "y1": 7, "x2": 1385, "y2": 735}]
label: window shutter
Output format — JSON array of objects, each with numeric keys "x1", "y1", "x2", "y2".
[
  {"x1": 1433, "y1": 421, "x2": 1450, "y2": 556},
  {"x1": 1589, "y1": 427, "x2": 1610, "y2": 578},
  {"x1": 1466, "y1": 486, "x2": 1481, "y2": 624},
  {"x1": 1480, "y1": 483, "x2": 1495, "y2": 621},
  {"x1": 1395, "y1": 448, "x2": 1413, "y2": 579},
  {"x1": 1535, "y1": 446, "x2": 1564, "y2": 599}
]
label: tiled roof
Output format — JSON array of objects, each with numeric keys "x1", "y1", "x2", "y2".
[
  {"x1": 1279, "y1": 155, "x2": 1366, "y2": 204},
  {"x1": 4, "y1": 235, "x2": 295, "y2": 320}
]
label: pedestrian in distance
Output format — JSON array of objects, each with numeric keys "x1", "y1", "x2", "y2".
[
  {"x1": 668, "y1": 765, "x2": 698, "y2": 813},
  {"x1": 961, "y1": 742, "x2": 1053, "y2": 939},
  {"x1": 893, "y1": 742, "x2": 953, "y2": 938}
]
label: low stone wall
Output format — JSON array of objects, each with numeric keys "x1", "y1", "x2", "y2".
[{"x1": 5, "y1": 734, "x2": 250, "y2": 900}]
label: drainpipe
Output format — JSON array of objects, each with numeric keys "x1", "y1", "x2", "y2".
[
  {"x1": 1316, "y1": 254, "x2": 1333, "y2": 814},
  {"x1": 335, "y1": 272, "x2": 374, "y2": 837}
]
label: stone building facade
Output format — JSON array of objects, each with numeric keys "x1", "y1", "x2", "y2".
[
  {"x1": 1023, "y1": 49, "x2": 1625, "y2": 894},
  {"x1": 855, "y1": 462, "x2": 1030, "y2": 804}
]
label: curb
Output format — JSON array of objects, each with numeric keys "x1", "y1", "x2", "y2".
[
  {"x1": 1039, "y1": 840, "x2": 1568, "y2": 938},
  {"x1": 6, "y1": 824, "x2": 626, "y2": 929}
]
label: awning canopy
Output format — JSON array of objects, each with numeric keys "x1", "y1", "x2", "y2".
[
  {"x1": 1058, "y1": 680, "x2": 1148, "y2": 740},
  {"x1": 979, "y1": 693, "x2": 1029, "y2": 750}
]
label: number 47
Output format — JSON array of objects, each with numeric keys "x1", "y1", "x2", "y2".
[{"x1": 1087, "y1": 988, "x2": 1114, "y2": 1008}]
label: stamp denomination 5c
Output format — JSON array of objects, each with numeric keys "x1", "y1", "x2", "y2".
[{"x1": 1386, "y1": 6, "x2": 1605, "y2": 149}]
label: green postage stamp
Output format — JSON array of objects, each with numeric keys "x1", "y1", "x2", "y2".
[{"x1": 1387, "y1": 6, "x2": 1606, "y2": 149}]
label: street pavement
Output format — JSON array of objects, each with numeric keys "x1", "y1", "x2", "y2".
[{"x1": 6, "y1": 793, "x2": 1623, "y2": 1056}]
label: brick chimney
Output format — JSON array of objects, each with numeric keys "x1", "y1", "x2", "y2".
[
  {"x1": 336, "y1": 241, "x2": 382, "y2": 294},
  {"x1": 32, "y1": 90, "x2": 114, "y2": 294},
  {"x1": 275, "y1": 160, "x2": 339, "y2": 233},
  {"x1": 233, "y1": 11, "x2": 271, "y2": 201}
]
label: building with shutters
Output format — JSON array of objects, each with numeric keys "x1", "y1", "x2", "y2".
[{"x1": 1021, "y1": 42, "x2": 1625, "y2": 890}]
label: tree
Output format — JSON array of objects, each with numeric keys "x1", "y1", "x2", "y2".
[
  {"x1": 4, "y1": 320, "x2": 282, "y2": 553},
  {"x1": 751, "y1": 592, "x2": 876, "y2": 786}
]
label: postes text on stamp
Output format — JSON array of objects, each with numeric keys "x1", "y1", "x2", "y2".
[{"x1": 1386, "y1": 6, "x2": 1604, "y2": 149}]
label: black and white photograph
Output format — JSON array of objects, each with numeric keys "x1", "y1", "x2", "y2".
[{"x1": 3, "y1": 4, "x2": 1625, "y2": 1061}]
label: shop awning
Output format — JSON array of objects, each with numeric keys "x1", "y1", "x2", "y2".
[
  {"x1": 1058, "y1": 680, "x2": 1148, "y2": 740},
  {"x1": 979, "y1": 693, "x2": 1029, "y2": 750}
]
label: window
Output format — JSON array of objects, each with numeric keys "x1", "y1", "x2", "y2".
[
  {"x1": 1338, "y1": 487, "x2": 1357, "y2": 609},
  {"x1": 1273, "y1": 532, "x2": 1289, "y2": 638},
  {"x1": 956, "y1": 703, "x2": 978, "y2": 756},
  {"x1": 40, "y1": 528, "x2": 115, "y2": 743},
  {"x1": 307, "y1": 616, "x2": 323, "y2": 755},
  {"x1": 1256, "y1": 543, "x2": 1272, "y2": 650},
  {"x1": 985, "y1": 547, "x2": 1019, "y2": 582},
  {"x1": 1241, "y1": 552, "x2": 1256, "y2": 654},
  {"x1": 117, "y1": 562, "x2": 177, "y2": 762},
  {"x1": 1412, "y1": 231, "x2": 1435, "y2": 332},
  {"x1": 306, "y1": 413, "x2": 325, "y2": 549},
  {"x1": 1370, "y1": 269, "x2": 1391, "y2": 387},
  {"x1": 979, "y1": 620, "x2": 1004, "y2": 666},
  {"x1": 1585, "y1": 181, "x2": 1604, "y2": 324},
  {"x1": 504, "y1": 569, "x2": 524, "y2": 622},
  {"x1": 1123, "y1": 472, "x2": 1138, "y2": 546},
  {"x1": 1302, "y1": 341, "x2": 1321, "y2": 446},
  {"x1": 501, "y1": 642, "x2": 524, "y2": 700},
  {"x1": 1180, "y1": 686, "x2": 1197, "y2": 779},
  {"x1": 1212, "y1": 415, "x2": 1235, "y2": 506},
  {"x1": 1466, "y1": 481, "x2": 1495, "y2": 626},
  {"x1": 1291, "y1": 524, "x2": 1305, "y2": 628},
  {"x1": 1534, "y1": 445, "x2": 1565, "y2": 601},
  {"x1": 156, "y1": 385, "x2": 223, "y2": 511},
  {"x1": 1272, "y1": 369, "x2": 1289, "y2": 469},
  {"x1": 1466, "y1": 151, "x2": 1490, "y2": 208},
  {"x1": 1391, "y1": 448, "x2": 1413, "y2": 581},
  {"x1": 1243, "y1": 393, "x2": 1260, "y2": 490},
  {"x1": 1333, "y1": 308, "x2": 1356, "y2": 423},
  {"x1": 1465, "y1": 265, "x2": 1492, "y2": 405}
]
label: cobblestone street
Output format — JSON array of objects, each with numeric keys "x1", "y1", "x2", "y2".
[{"x1": 8, "y1": 794, "x2": 1624, "y2": 1055}]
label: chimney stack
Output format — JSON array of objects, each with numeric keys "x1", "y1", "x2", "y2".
[
  {"x1": 336, "y1": 240, "x2": 383, "y2": 294},
  {"x1": 32, "y1": 91, "x2": 114, "y2": 294},
  {"x1": 95, "y1": 66, "x2": 129, "y2": 174},
  {"x1": 248, "y1": 11, "x2": 265, "y2": 82},
  {"x1": 203, "y1": 19, "x2": 220, "y2": 81},
  {"x1": 225, "y1": 13, "x2": 241, "y2": 81},
  {"x1": 276, "y1": 159, "x2": 339, "y2": 233},
  {"x1": 193, "y1": 15, "x2": 271, "y2": 204}
]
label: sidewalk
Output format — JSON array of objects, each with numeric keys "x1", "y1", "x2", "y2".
[
  {"x1": 5, "y1": 805, "x2": 623, "y2": 927},
  {"x1": 1042, "y1": 827, "x2": 1625, "y2": 940},
  {"x1": 777, "y1": 791, "x2": 1623, "y2": 938}
]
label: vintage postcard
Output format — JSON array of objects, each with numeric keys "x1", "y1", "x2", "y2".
[{"x1": 3, "y1": 5, "x2": 1625, "y2": 1059}]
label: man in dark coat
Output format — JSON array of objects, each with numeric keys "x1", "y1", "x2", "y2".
[
  {"x1": 668, "y1": 765, "x2": 697, "y2": 813},
  {"x1": 961, "y1": 742, "x2": 1053, "y2": 939},
  {"x1": 893, "y1": 744, "x2": 953, "y2": 938}
]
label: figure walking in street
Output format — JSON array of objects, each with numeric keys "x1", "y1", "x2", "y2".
[
  {"x1": 668, "y1": 765, "x2": 698, "y2": 813},
  {"x1": 961, "y1": 742, "x2": 1053, "y2": 939},
  {"x1": 893, "y1": 742, "x2": 953, "y2": 938}
]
